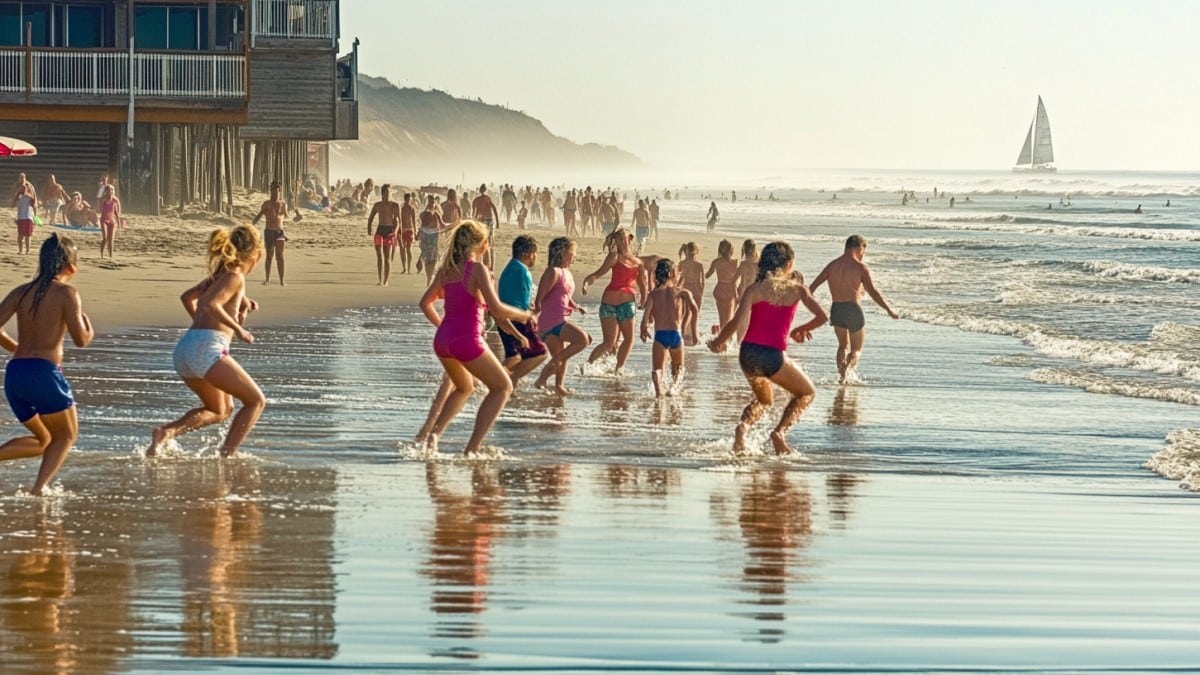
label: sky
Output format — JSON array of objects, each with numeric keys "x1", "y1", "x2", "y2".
[{"x1": 341, "y1": 0, "x2": 1200, "y2": 171}]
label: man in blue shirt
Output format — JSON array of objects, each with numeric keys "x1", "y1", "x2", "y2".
[{"x1": 497, "y1": 235, "x2": 548, "y2": 385}]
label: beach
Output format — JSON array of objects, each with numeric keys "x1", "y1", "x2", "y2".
[{"x1": 2, "y1": 171, "x2": 1200, "y2": 672}]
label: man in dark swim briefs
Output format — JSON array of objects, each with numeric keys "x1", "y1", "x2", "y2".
[
  {"x1": 472, "y1": 183, "x2": 501, "y2": 268},
  {"x1": 809, "y1": 234, "x2": 899, "y2": 383}
]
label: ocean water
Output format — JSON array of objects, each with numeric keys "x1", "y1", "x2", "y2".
[{"x1": 1, "y1": 168, "x2": 1199, "y2": 672}]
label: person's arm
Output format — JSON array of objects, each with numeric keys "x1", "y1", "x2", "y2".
[
  {"x1": 861, "y1": 265, "x2": 899, "y2": 319},
  {"x1": 635, "y1": 261, "x2": 648, "y2": 306},
  {"x1": 682, "y1": 289, "x2": 700, "y2": 340},
  {"x1": 790, "y1": 287, "x2": 829, "y2": 343},
  {"x1": 113, "y1": 197, "x2": 121, "y2": 221},
  {"x1": 808, "y1": 264, "x2": 830, "y2": 294},
  {"x1": 472, "y1": 263, "x2": 532, "y2": 324},
  {"x1": 639, "y1": 293, "x2": 655, "y2": 342},
  {"x1": 0, "y1": 286, "x2": 20, "y2": 351},
  {"x1": 533, "y1": 267, "x2": 555, "y2": 314},
  {"x1": 200, "y1": 273, "x2": 254, "y2": 343},
  {"x1": 251, "y1": 204, "x2": 266, "y2": 226},
  {"x1": 179, "y1": 278, "x2": 210, "y2": 319},
  {"x1": 705, "y1": 259, "x2": 718, "y2": 279},
  {"x1": 62, "y1": 287, "x2": 94, "y2": 348},
  {"x1": 238, "y1": 295, "x2": 259, "y2": 325},
  {"x1": 582, "y1": 253, "x2": 616, "y2": 293},
  {"x1": 0, "y1": 328, "x2": 15, "y2": 353},
  {"x1": 418, "y1": 274, "x2": 445, "y2": 328},
  {"x1": 709, "y1": 283, "x2": 757, "y2": 352},
  {"x1": 366, "y1": 203, "x2": 377, "y2": 233}
]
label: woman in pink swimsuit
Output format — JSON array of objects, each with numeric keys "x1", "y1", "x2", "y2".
[
  {"x1": 581, "y1": 228, "x2": 645, "y2": 374},
  {"x1": 532, "y1": 237, "x2": 591, "y2": 395},
  {"x1": 709, "y1": 241, "x2": 827, "y2": 456},
  {"x1": 418, "y1": 220, "x2": 533, "y2": 455},
  {"x1": 98, "y1": 185, "x2": 121, "y2": 258}
]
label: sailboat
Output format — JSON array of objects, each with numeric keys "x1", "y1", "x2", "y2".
[{"x1": 1013, "y1": 96, "x2": 1056, "y2": 173}]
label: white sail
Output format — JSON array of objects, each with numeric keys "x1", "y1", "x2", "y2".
[
  {"x1": 1015, "y1": 122, "x2": 1033, "y2": 166},
  {"x1": 1031, "y1": 96, "x2": 1054, "y2": 165}
]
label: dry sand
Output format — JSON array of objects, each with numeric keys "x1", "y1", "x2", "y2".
[{"x1": 1, "y1": 193, "x2": 732, "y2": 332}]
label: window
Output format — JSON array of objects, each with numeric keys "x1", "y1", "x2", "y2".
[
  {"x1": 134, "y1": 6, "x2": 166, "y2": 49},
  {"x1": 20, "y1": 2, "x2": 49, "y2": 46},
  {"x1": 136, "y1": 4, "x2": 210, "y2": 50},
  {"x1": 0, "y1": 5, "x2": 21, "y2": 46},
  {"x1": 64, "y1": 5, "x2": 103, "y2": 47}
]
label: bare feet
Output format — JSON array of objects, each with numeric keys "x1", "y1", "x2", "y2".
[
  {"x1": 147, "y1": 426, "x2": 170, "y2": 457},
  {"x1": 770, "y1": 430, "x2": 792, "y2": 456},
  {"x1": 553, "y1": 385, "x2": 573, "y2": 396},
  {"x1": 427, "y1": 434, "x2": 439, "y2": 454},
  {"x1": 219, "y1": 446, "x2": 237, "y2": 458},
  {"x1": 262, "y1": 280, "x2": 270, "y2": 285},
  {"x1": 733, "y1": 423, "x2": 749, "y2": 455}
]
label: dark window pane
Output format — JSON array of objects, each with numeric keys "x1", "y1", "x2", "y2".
[
  {"x1": 0, "y1": 5, "x2": 22, "y2": 47},
  {"x1": 135, "y1": 6, "x2": 167, "y2": 49},
  {"x1": 168, "y1": 7, "x2": 196, "y2": 50},
  {"x1": 23, "y1": 3, "x2": 50, "y2": 47},
  {"x1": 67, "y1": 5, "x2": 102, "y2": 48},
  {"x1": 214, "y1": 5, "x2": 244, "y2": 49}
]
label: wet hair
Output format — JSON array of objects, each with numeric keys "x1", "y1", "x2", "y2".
[
  {"x1": 441, "y1": 220, "x2": 488, "y2": 275},
  {"x1": 845, "y1": 234, "x2": 866, "y2": 250},
  {"x1": 26, "y1": 234, "x2": 77, "y2": 315},
  {"x1": 602, "y1": 228, "x2": 627, "y2": 253},
  {"x1": 207, "y1": 225, "x2": 263, "y2": 277},
  {"x1": 381, "y1": 184, "x2": 391, "y2": 195},
  {"x1": 511, "y1": 234, "x2": 538, "y2": 259},
  {"x1": 654, "y1": 258, "x2": 675, "y2": 288},
  {"x1": 717, "y1": 239, "x2": 733, "y2": 259},
  {"x1": 269, "y1": 180, "x2": 281, "y2": 190},
  {"x1": 678, "y1": 241, "x2": 698, "y2": 259},
  {"x1": 447, "y1": 189, "x2": 457, "y2": 199},
  {"x1": 547, "y1": 236, "x2": 573, "y2": 268},
  {"x1": 755, "y1": 241, "x2": 794, "y2": 282},
  {"x1": 741, "y1": 239, "x2": 757, "y2": 259}
]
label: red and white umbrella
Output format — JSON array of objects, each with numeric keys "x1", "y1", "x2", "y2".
[{"x1": 0, "y1": 136, "x2": 37, "y2": 157}]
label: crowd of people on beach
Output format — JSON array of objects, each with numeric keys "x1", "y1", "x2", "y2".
[
  {"x1": 0, "y1": 176, "x2": 900, "y2": 495},
  {"x1": 8, "y1": 172, "x2": 123, "y2": 257}
]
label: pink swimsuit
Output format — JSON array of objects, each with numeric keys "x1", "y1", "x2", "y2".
[
  {"x1": 743, "y1": 301, "x2": 798, "y2": 350},
  {"x1": 537, "y1": 267, "x2": 575, "y2": 332},
  {"x1": 433, "y1": 260, "x2": 488, "y2": 362},
  {"x1": 605, "y1": 262, "x2": 639, "y2": 294}
]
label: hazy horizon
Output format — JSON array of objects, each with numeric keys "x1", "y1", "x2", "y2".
[{"x1": 342, "y1": 0, "x2": 1198, "y2": 172}]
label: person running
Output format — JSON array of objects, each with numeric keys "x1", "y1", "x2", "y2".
[
  {"x1": 640, "y1": 258, "x2": 699, "y2": 397},
  {"x1": 632, "y1": 199, "x2": 652, "y2": 252},
  {"x1": 497, "y1": 235, "x2": 549, "y2": 385},
  {"x1": 709, "y1": 241, "x2": 827, "y2": 456},
  {"x1": 734, "y1": 239, "x2": 759, "y2": 340},
  {"x1": 532, "y1": 237, "x2": 590, "y2": 394},
  {"x1": 367, "y1": 184, "x2": 401, "y2": 284},
  {"x1": 10, "y1": 182, "x2": 37, "y2": 255},
  {"x1": 517, "y1": 200, "x2": 528, "y2": 230},
  {"x1": 706, "y1": 239, "x2": 739, "y2": 336},
  {"x1": 808, "y1": 234, "x2": 899, "y2": 383},
  {"x1": 706, "y1": 201, "x2": 720, "y2": 231},
  {"x1": 251, "y1": 180, "x2": 293, "y2": 286},
  {"x1": 41, "y1": 175, "x2": 68, "y2": 227},
  {"x1": 148, "y1": 225, "x2": 265, "y2": 458},
  {"x1": 417, "y1": 220, "x2": 534, "y2": 456},
  {"x1": 581, "y1": 228, "x2": 646, "y2": 375},
  {"x1": 677, "y1": 242, "x2": 705, "y2": 345},
  {"x1": 98, "y1": 185, "x2": 121, "y2": 258},
  {"x1": 0, "y1": 234, "x2": 94, "y2": 495},
  {"x1": 649, "y1": 198, "x2": 661, "y2": 241},
  {"x1": 442, "y1": 188, "x2": 463, "y2": 227},
  {"x1": 471, "y1": 184, "x2": 501, "y2": 268}
]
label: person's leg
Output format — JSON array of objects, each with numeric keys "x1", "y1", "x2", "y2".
[
  {"x1": 509, "y1": 352, "x2": 547, "y2": 385},
  {"x1": 834, "y1": 326, "x2": 851, "y2": 380},
  {"x1": 264, "y1": 239, "x2": 276, "y2": 284},
  {"x1": 615, "y1": 318, "x2": 635, "y2": 371},
  {"x1": 460, "y1": 350, "x2": 515, "y2": 455},
  {"x1": 554, "y1": 323, "x2": 591, "y2": 393},
  {"x1": 202, "y1": 357, "x2": 266, "y2": 457},
  {"x1": 430, "y1": 358, "x2": 475, "y2": 445},
  {"x1": 400, "y1": 241, "x2": 410, "y2": 274},
  {"x1": 588, "y1": 316, "x2": 618, "y2": 363},
  {"x1": 0, "y1": 415, "x2": 51, "y2": 462},
  {"x1": 651, "y1": 342, "x2": 666, "y2": 396},
  {"x1": 533, "y1": 336, "x2": 564, "y2": 390},
  {"x1": 767, "y1": 359, "x2": 817, "y2": 455},
  {"x1": 149, "y1": 376, "x2": 234, "y2": 456},
  {"x1": 668, "y1": 346, "x2": 685, "y2": 394},
  {"x1": 375, "y1": 244, "x2": 385, "y2": 285},
  {"x1": 416, "y1": 372, "x2": 454, "y2": 445},
  {"x1": 845, "y1": 328, "x2": 867, "y2": 377},
  {"x1": 734, "y1": 375, "x2": 774, "y2": 454},
  {"x1": 30, "y1": 407, "x2": 78, "y2": 495},
  {"x1": 274, "y1": 239, "x2": 286, "y2": 285}
]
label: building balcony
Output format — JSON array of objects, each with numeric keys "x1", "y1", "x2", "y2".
[{"x1": 250, "y1": 0, "x2": 338, "y2": 48}]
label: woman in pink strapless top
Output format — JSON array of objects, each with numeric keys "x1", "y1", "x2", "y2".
[
  {"x1": 580, "y1": 227, "x2": 646, "y2": 374},
  {"x1": 709, "y1": 241, "x2": 827, "y2": 457},
  {"x1": 532, "y1": 236, "x2": 591, "y2": 395},
  {"x1": 418, "y1": 220, "x2": 533, "y2": 456}
]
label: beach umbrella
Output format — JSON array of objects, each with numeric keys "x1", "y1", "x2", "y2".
[{"x1": 0, "y1": 136, "x2": 37, "y2": 157}]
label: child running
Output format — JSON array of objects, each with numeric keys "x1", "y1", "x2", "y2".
[
  {"x1": 0, "y1": 234, "x2": 93, "y2": 494},
  {"x1": 417, "y1": 220, "x2": 534, "y2": 455},
  {"x1": 148, "y1": 225, "x2": 265, "y2": 458},
  {"x1": 733, "y1": 239, "x2": 759, "y2": 340},
  {"x1": 706, "y1": 239, "x2": 739, "y2": 336},
  {"x1": 497, "y1": 235, "x2": 549, "y2": 385},
  {"x1": 640, "y1": 259, "x2": 699, "y2": 397},
  {"x1": 532, "y1": 237, "x2": 591, "y2": 394},
  {"x1": 581, "y1": 228, "x2": 646, "y2": 374},
  {"x1": 709, "y1": 241, "x2": 827, "y2": 456},
  {"x1": 677, "y1": 242, "x2": 705, "y2": 345}
]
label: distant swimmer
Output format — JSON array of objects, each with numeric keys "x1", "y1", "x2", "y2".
[
  {"x1": 1165, "y1": 200, "x2": 1171, "y2": 207},
  {"x1": 809, "y1": 235, "x2": 899, "y2": 384},
  {"x1": 1134, "y1": 204, "x2": 1143, "y2": 214},
  {"x1": 949, "y1": 197, "x2": 956, "y2": 208},
  {"x1": 706, "y1": 201, "x2": 719, "y2": 231}
]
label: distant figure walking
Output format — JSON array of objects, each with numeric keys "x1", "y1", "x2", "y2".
[
  {"x1": 98, "y1": 185, "x2": 121, "y2": 258},
  {"x1": 1134, "y1": 204, "x2": 1143, "y2": 214},
  {"x1": 706, "y1": 202, "x2": 719, "y2": 231},
  {"x1": 367, "y1": 185, "x2": 401, "y2": 284},
  {"x1": 251, "y1": 180, "x2": 293, "y2": 286},
  {"x1": 809, "y1": 235, "x2": 899, "y2": 384}
]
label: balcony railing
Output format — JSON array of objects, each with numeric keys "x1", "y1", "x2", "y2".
[
  {"x1": 1, "y1": 48, "x2": 245, "y2": 99},
  {"x1": 251, "y1": 0, "x2": 337, "y2": 43}
]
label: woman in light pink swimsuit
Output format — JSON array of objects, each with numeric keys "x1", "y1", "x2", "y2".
[
  {"x1": 418, "y1": 220, "x2": 533, "y2": 455},
  {"x1": 98, "y1": 185, "x2": 121, "y2": 258},
  {"x1": 709, "y1": 241, "x2": 827, "y2": 457}
]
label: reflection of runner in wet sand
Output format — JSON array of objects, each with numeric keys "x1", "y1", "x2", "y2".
[
  {"x1": 709, "y1": 242, "x2": 827, "y2": 456},
  {"x1": 809, "y1": 235, "x2": 899, "y2": 383}
]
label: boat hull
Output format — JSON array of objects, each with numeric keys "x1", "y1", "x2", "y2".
[{"x1": 1012, "y1": 166, "x2": 1057, "y2": 173}]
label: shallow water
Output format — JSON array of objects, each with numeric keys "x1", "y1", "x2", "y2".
[{"x1": 3, "y1": 169, "x2": 1200, "y2": 671}]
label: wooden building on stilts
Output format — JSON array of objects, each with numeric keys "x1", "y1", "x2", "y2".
[{"x1": 0, "y1": 0, "x2": 358, "y2": 214}]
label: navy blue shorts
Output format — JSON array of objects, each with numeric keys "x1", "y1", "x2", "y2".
[
  {"x1": 500, "y1": 320, "x2": 547, "y2": 359},
  {"x1": 5, "y1": 358, "x2": 75, "y2": 422},
  {"x1": 654, "y1": 329, "x2": 683, "y2": 350}
]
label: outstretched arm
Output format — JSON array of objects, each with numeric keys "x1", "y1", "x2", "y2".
[
  {"x1": 709, "y1": 283, "x2": 756, "y2": 352},
  {"x1": 790, "y1": 287, "x2": 828, "y2": 343},
  {"x1": 582, "y1": 253, "x2": 616, "y2": 293},
  {"x1": 862, "y1": 265, "x2": 899, "y2": 319},
  {"x1": 418, "y1": 274, "x2": 445, "y2": 327},
  {"x1": 639, "y1": 294, "x2": 655, "y2": 341},
  {"x1": 808, "y1": 264, "x2": 831, "y2": 294},
  {"x1": 682, "y1": 289, "x2": 700, "y2": 340},
  {"x1": 473, "y1": 263, "x2": 533, "y2": 323}
]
